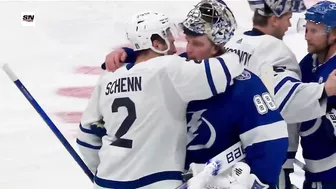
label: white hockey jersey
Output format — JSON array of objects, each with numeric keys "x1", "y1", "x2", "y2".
[
  {"x1": 224, "y1": 29, "x2": 327, "y2": 124},
  {"x1": 77, "y1": 53, "x2": 243, "y2": 189}
]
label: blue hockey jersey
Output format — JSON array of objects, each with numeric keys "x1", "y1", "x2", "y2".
[
  {"x1": 298, "y1": 54, "x2": 336, "y2": 182},
  {"x1": 186, "y1": 69, "x2": 288, "y2": 187}
]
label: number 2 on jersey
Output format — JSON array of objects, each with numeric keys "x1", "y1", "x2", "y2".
[{"x1": 110, "y1": 97, "x2": 136, "y2": 149}]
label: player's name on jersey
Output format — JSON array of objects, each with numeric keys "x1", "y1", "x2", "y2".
[
  {"x1": 105, "y1": 76, "x2": 142, "y2": 95},
  {"x1": 223, "y1": 47, "x2": 252, "y2": 66}
]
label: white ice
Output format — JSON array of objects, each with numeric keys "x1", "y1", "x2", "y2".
[{"x1": 0, "y1": 0, "x2": 315, "y2": 188}]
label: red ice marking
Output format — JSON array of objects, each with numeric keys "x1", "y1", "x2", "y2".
[
  {"x1": 54, "y1": 111, "x2": 83, "y2": 124},
  {"x1": 74, "y1": 66, "x2": 103, "y2": 75},
  {"x1": 56, "y1": 86, "x2": 93, "y2": 99}
]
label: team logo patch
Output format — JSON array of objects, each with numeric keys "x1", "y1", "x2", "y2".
[
  {"x1": 318, "y1": 76, "x2": 324, "y2": 84},
  {"x1": 236, "y1": 70, "x2": 251, "y2": 80}
]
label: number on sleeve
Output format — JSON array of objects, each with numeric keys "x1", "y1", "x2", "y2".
[
  {"x1": 110, "y1": 97, "x2": 136, "y2": 149},
  {"x1": 262, "y1": 92, "x2": 277, "y2": 111},
  {"x1": 253, "y1": 95, "x2": 268, "y2": 114},
  {"x1": 253, "y1": 92, "x2": 277, "y2": 115}
]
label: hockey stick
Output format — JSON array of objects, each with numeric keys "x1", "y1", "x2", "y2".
[{"x1": 2, "y1": 64, "x2": 94, "y2": 182}]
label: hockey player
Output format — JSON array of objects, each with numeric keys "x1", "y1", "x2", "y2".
[
  {"x1": 99, "y1": 1, "x2": 290, "y2": 188},
  {"x1": 76, "y1": 11, "x2": 245, "y2": 189},
  {"x1": 290, "y1": 1, "x2": 336, "y2": 188}
]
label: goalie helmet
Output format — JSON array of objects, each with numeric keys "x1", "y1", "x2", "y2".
[
  {"x1": 125, "y1": 11, "x2": 177, "y2": 54},
  {"x1": 305, "y1": 1, "x2": 336, "y2": 32},
  {"x1": 180, "y1": 0, "x2": 237, "y2": 45},
  {"x1": 248, "y1": 0, "x2": 307, "y2": 17}
]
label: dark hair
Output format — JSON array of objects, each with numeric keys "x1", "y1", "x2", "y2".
[
  {"x1": 136, "y1": 34, "x2": 166, "y2": 56},
  {"x1": 252, "y1": 11, "x2": 269, "y2": 27},
  {"x1": 182, "y1": 26, "x2": 203, "y2": 37},
  {"x1": 252, "y1": 3, "x2": 273, "y2": 26},
  {"x1": 151, "y1": 34, "x2": 165, "y2": 44}
]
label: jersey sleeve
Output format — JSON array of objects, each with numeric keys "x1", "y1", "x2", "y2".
[
  {"x1": 76, "y1": 76, "x2": 104, "y2": 174},
  {"x1": 253, "y1": 40, "x2": 327, "y2": 124},
  {"x1": 238, "y1": 77, "x2": 288, "y2": 187},
  {"x1": 165, "y1": 53, "x2": 244, "y2": 102},
  {"x1": 274, "y1": 69, "x2": 327, "y2": 124}
]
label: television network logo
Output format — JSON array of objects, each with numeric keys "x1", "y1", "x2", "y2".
[{"x1": 21, "y1": 12, "x2": 35, "y2": 26}]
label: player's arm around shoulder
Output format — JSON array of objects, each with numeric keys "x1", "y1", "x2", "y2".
[
  {"x1": 77, "y1": 75, "x2": 106, "y2": 174},
  {"x1": 163, "y1": 53, "x2": 244, "y2": 102},
  {"x1": 237, "y1": 71, "x2": 288, "y2": 187}
]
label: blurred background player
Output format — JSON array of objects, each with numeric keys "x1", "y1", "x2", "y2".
[
  {"x1": 76, "y1": 10, "x2": 244, "y2": 189},
  {"x1": 100, "y1": 1, "x2": 289, "y2": 188},
  {"x1": 291, "y1": 1, "x2": 336, "y2": 189}
]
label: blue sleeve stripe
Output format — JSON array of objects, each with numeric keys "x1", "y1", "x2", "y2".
[
  {"x1": 287, "y1": 151, "x2": 297, "y2": 159},
  {"x1": 76, "y1": 139, "x2": 101, "y2": 150},
  {"x1": 204, "y1": 59, "x2": 218, "y2": 95},
  {"x1": 278, "y1": 83, "x2": 300, "y2": 112},
  {"x1": 95, "y1": 171, "x2": 182, "y2": 188},
  {"x1": 275, "y1": 77, "x2": 300, "y2": 94},
  {"x1": 248, "y1": 0, "x2": 264, "y2": 5},
  {"x1": 216, "y1": 57, "x2": 231, "y2": 91},
  {"x1": 79, "y1": 123, "x2": 96, "y2": 135}
]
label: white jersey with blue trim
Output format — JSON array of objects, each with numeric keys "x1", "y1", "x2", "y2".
[{"x1": 76, "y1": 53, "x2": 244, "y2": 189}]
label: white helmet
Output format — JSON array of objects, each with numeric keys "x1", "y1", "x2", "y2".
[{"x1": 126, "y1": 11, "x2": 175, "y2": 54}]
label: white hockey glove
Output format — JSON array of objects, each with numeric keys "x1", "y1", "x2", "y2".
[{"x1": 187, "y1": 162, "x2": 269, "y2": 189}]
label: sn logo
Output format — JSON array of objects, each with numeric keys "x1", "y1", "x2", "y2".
[
  {"x1": 21, "y1": 12, "x2": 35, "y2": 26},
  {"x1": 22, "y1": 15, "x2": 34, "y2": 22}
]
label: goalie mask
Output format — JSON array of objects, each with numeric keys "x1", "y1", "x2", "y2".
[
  {"x1": 180, "y1": 0, "x2": 237, "y2": 46},
  {"x1": 248, "y1": 0, "x2": 307, "y2": 17}
]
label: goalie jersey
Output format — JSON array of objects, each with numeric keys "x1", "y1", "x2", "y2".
[
  {"x1": 186, "y1": 69, "x2": 288, "y2": 187},
  {"x1": 77, "y1": 53, "x2": 244, "y2": 189},
  {"x1": 293, "y1": 54, "x2": 336, "y2": 182}
]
